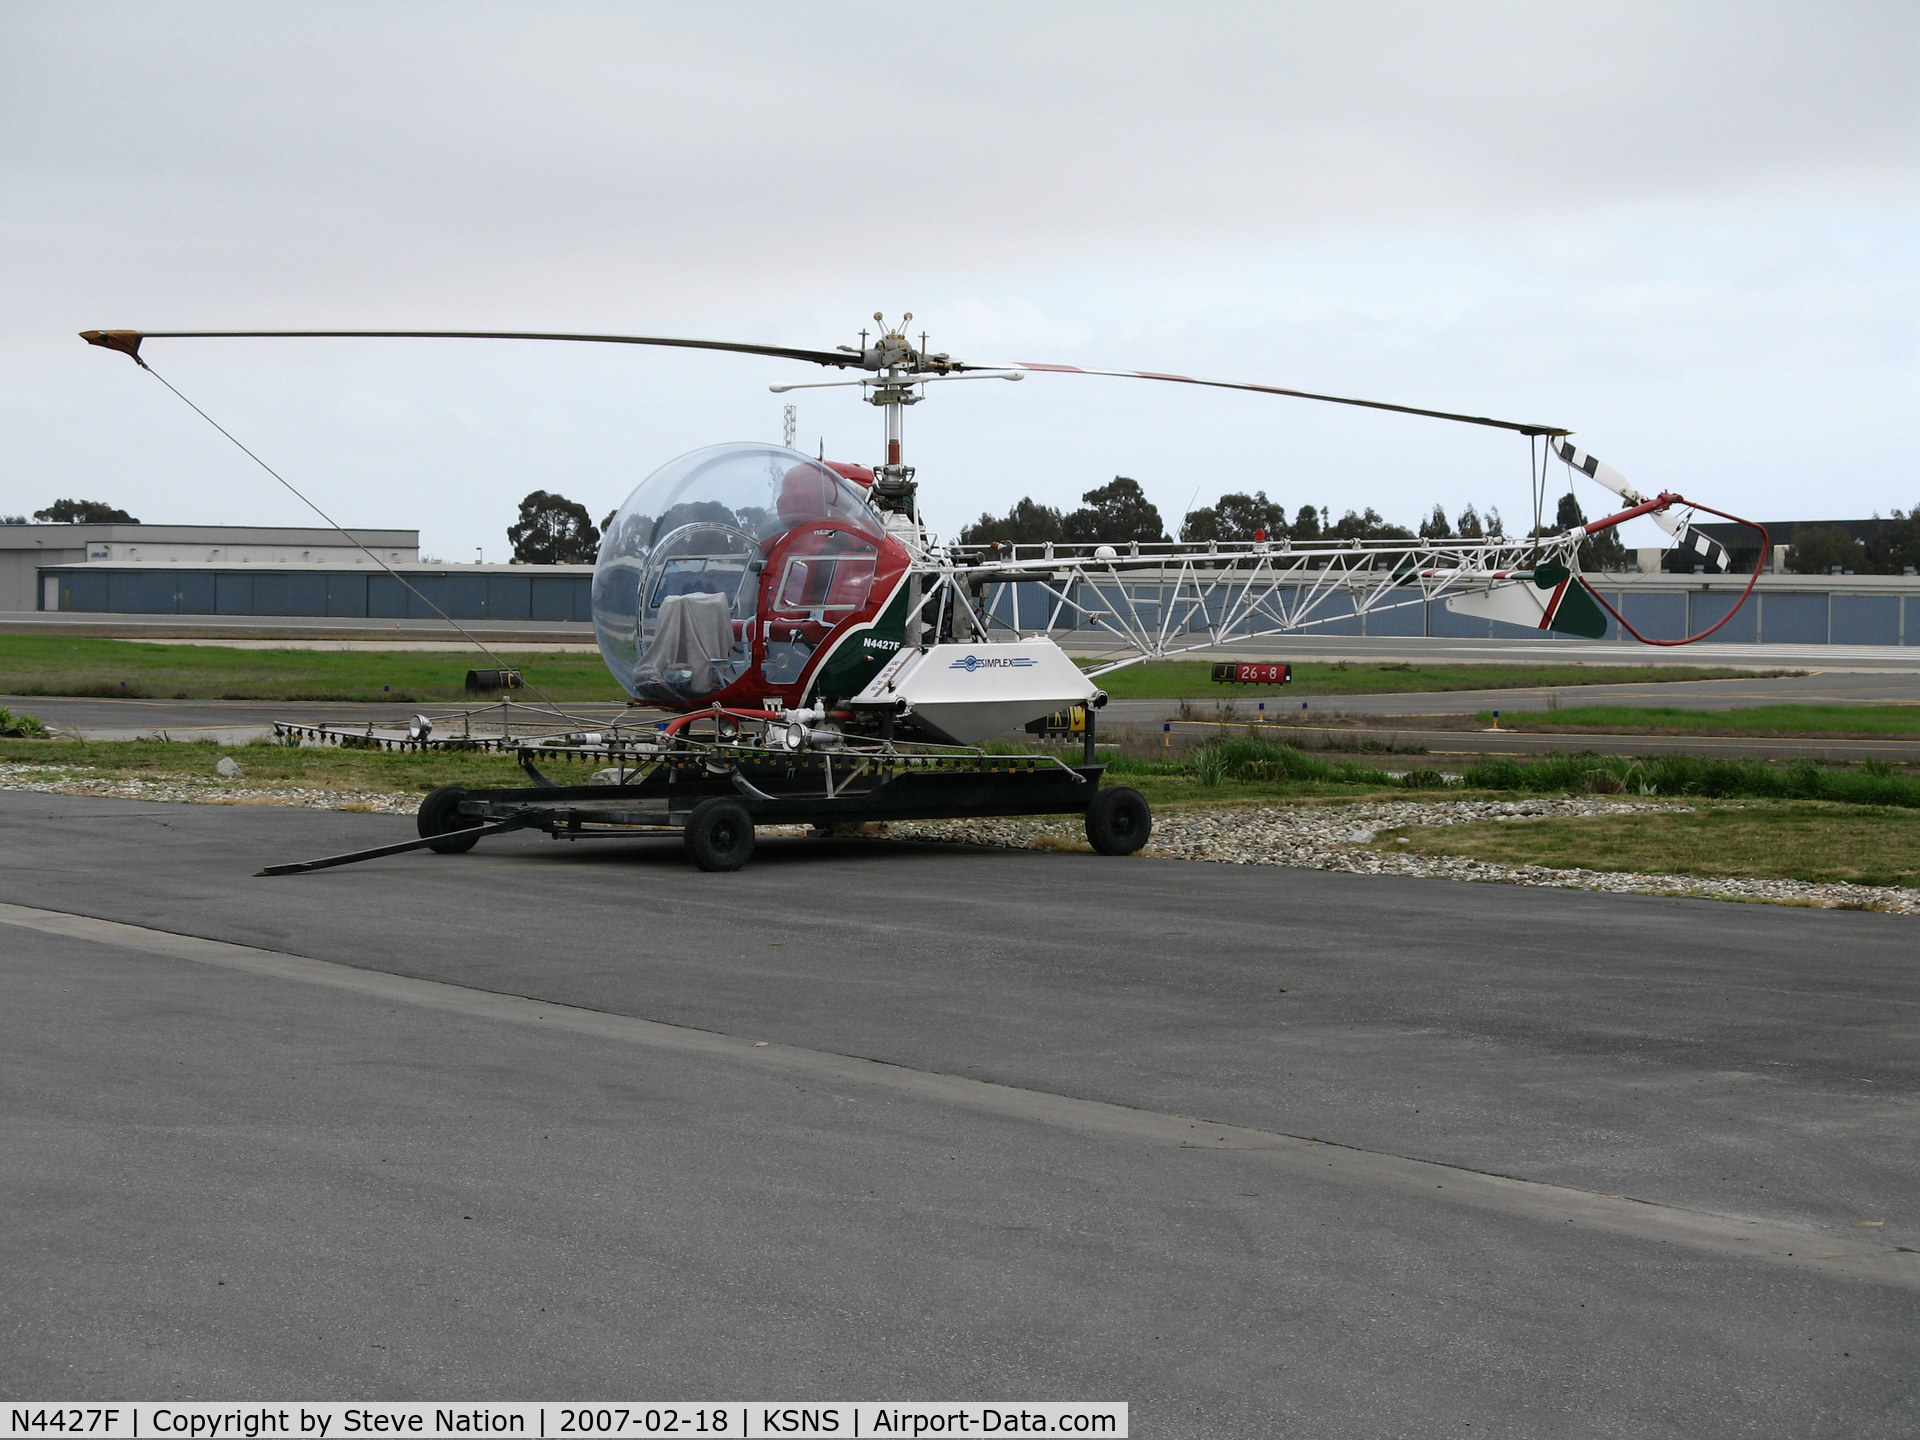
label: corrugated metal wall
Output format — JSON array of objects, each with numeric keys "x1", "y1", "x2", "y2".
[
  {"x1": 47, "y1": 568, "x2": 593, "y2": 622},
  {"x1": 1001, "y1": 581, "x2": 1919, "y2": 646},
  {"x1": 42, "y1": 567, "x2": 1919, "y2": 645}
]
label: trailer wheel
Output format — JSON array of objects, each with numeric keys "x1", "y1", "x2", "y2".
[
  {"x1": 417, "y1": 785, "x2": 483, "y2": 854},
  {"x1": 684, "y1": 797, "x2": 756, "y2": 871},
  {"x1": 1085, "y1": 786, "x2": 1152, "y2": 856}
]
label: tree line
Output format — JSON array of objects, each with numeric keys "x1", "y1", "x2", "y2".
[
  {"x1": 958, "y1": 479, "x2": 1500, "y2": 549},
  {"x1": 26, "y1": 488, "x2": 1912, "y2": 576},
  {"x1": 501, "y1": 481, "x2": 1641, "y2": 567},
  {"x1": 1785, "y1": 512, "x2": 1920, "y2": 575},
  {"x1": 2, "y1": 499, "x2": 142, "y2": 525},
  {"x1": 17, "y1": 488, "x2": 1919, "y2": 577}
]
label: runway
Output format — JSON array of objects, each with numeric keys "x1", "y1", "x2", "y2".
[
  {"x1": 14, "y1": 664, "x2": 1920, "y2": 738},
  {"x1": 1142, "y1": 668, "x2": 1920, "y2": 718},
  {"x1": 8, "y1": 608, "x2": 1920, "y2": 673},
  {"x1": 1, "y1": 793, "x2": 1914, "y2": 1430},
  {"x1": 1080, "y1": 632, "x2": 1920, "y2": 675},
  {"x1": 1137, "y1": 720, "x2": 1920, "y2": 764},
  {"x1": 13, "y1": 670, "x2": 1920, "y2": 759}
]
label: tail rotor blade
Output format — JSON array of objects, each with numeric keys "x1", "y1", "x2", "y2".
[
  {"x1": 1670, "y1": 521, "x2": 1734, "y2": 572},
  {"x1": 1551, "y1": 438, "x2": 1638, "y2": 501},
  {"x1": 1550, "y1": 437, "x2": 1726, "y2": 560}
]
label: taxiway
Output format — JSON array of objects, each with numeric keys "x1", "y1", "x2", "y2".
[{"x1": 1, "y1": 793, "x2": 1914, "y2": 1432}]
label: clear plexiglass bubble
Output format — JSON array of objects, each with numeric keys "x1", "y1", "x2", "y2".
[{"x1": 592, "y1": 442, "x2": 884, "y2": 703}]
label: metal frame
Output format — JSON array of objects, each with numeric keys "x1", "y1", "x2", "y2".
[
  {"x1": 916, "y1": 532, "x2": 1581, "y2": 669},
  {"x1": 258, "y1": 744, "x2": 1111, "y2": 876}
]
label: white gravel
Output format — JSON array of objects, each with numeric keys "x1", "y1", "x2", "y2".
[
  {"x1": 0, "y1": 762, "x2": 421, "y2": 815},
  {"x1": 892, "y1": 796, "x2": 1920, "y2": 915},
  {"x1": 3, "y1": 762, "x2": 1913, "y2": 914}
]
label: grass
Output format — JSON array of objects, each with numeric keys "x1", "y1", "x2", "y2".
[
  {"x1": 1083, "y1": 658, "x2": 1772, "y2": 700},
  {"x1": 0, "y1": 704, "x2": 50, "y2": 738},
  {"x1": 1479, "y1": 703, "x2": 1920, "y2": 737},
  {"x1": 1376, "y1": 804, "x2": 1920, "y2": 889},
  {"x1": 0, "y1": 635, "x2": 628, "y2": 702},
  {"x1": 0, "y1": 635, "x2": 1781, "y2": 706},
  {"x1": 1020, "y1": 736, "x2": 1920, "y2": 811},
  {"x1": 1459, "y1": 750, "x2": 1920, "y2": 807}
]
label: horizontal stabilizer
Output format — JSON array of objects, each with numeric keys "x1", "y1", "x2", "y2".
[{"x1": 1444, "y1": 579, "x2": 1552, "y2": 629}]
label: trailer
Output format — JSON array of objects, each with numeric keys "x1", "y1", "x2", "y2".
[{"x1": 258, "y1": 726, "x2": 1151, "y2": 876}]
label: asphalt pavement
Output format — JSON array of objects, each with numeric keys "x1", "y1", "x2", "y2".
[
  {"x1": 1, "y1": 792, "x2": 1914, "y2": 1432},
  {"x1": 1145, "y1": 668, "x2": 1920, "y2": 718},
  {"x1": 1083, "y1": 633, "x2": 1920, "y2": 675},
  {"x1": 1141, "y1": 720, "x2": 1920, "y2": 764}
]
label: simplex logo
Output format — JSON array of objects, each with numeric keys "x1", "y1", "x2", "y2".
[{"x1": 949, "y1": 653, "x2": 1038, "y2": 672}]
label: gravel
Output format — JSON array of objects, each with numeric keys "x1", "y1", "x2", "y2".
[
  {"x1": 0, "y1": 763, "x2": 421, "y2": 816},
  {"x1": 3, "y1": 763, "x2": 1912, "y2": 914},
  {"x1": 893, "y1": 796, "x2": 1920, "y2": 915}
]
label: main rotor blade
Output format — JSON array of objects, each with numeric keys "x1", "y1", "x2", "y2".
[
  {"x1": 974, "y1": 360, "x2": 1569, "y2": 437},
  {"x1": 79, "y1": 326, "x2": 1569, "y2": 436},
  {"x1": 80, "y1": 329, "x2": 861, "y2": 369}
]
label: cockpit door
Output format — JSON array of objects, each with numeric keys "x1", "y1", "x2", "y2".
[{"x1": 756, "y1": 522, "x2": 882, "y2": 688}]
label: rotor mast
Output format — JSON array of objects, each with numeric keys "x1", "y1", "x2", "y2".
[{"x1": 864, "y1": 312, "x2": 924, "y2": 519}]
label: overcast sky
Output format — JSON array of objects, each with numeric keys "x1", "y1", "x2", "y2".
[{"x1": 3, "y1": 0, "x2": 1915, "y2": 557}]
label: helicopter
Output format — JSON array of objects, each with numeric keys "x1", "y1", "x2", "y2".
[
  {"x1": 79, "y1": 317, "x2": 1765, "y2": 871},
  {"x1": 81, "y1": 316, "x2": 1765, "y2": 744}
]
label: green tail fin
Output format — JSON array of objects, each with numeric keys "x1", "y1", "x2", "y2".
[{"x1": 1532, "y1": 562, "x2": 1609, "y2": 640}]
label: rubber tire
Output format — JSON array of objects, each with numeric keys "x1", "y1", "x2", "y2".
[
  {"x1": 417, "y1": 784, "x2": 483, "y2": 854},
  {"x1": 1085, "y1": 785, "x2": 1152, "y2": 856},
  {"x1": 684, "y1": 797, "x2": 756, "y2": 872}
]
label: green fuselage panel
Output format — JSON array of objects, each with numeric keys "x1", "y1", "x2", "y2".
[{"x1": 803, "y1": 573, "x2": 913, "y2": 706}]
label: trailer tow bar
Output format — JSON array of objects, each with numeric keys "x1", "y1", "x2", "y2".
[{"x1": 256, "y1": 814, "x2": 536, "y2": 877}]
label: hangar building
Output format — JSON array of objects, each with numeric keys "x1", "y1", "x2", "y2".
[
  {"x1": 2, "y1": 523, "x2": 419, "y2": 612},
  {"x1": 5, "y1": 522, "x2": 595, "y2": 623},
  {"x1": 9, "y1": 522, "x2": 1918, "y2": 646}
]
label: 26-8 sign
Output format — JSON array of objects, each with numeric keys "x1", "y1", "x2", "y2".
[{"x1": 1210, "y1": 662, "x2": 1292, "y2": 685}]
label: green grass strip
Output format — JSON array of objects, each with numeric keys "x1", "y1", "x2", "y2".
[
  {"x1": 1479, "y1": 704, "x2": 1920, "y2": 737},
  {"x1": 1379, "y1": 804, "x2": 1920, "y2": 889},
  {"x1": 1460, "y1": 751, "x2": 1920, "y2": 807},
  {"x1": 0, "y1": 635, "x2": 628, "y2": 702}
]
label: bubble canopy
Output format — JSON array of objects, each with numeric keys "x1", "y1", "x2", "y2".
[{"x1": 592, "y1": 442, "x2": 885, "y2": 704}]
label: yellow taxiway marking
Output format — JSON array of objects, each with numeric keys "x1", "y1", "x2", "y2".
[{"x1": 2, "y1": 898, "x2": 1915, "y2": 1292}]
